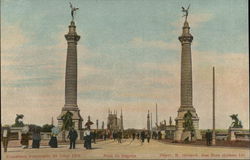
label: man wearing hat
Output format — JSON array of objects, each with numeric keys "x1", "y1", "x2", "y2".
[
  {"x1": 32, "y1": 127, "x2": 41, "y2": 148},
  {"x1": 205, "y1": 129, "x2": 212, "y2": 146},
  {"x1": 67, "y1": 127, "x2": 78, "y2": 149},
  {"x1": 2, "y1": 125, "x2": 10, "y2": 152}
]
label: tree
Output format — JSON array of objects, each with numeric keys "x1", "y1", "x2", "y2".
[
  {"x1": 29, "y1": 124, "x2": 42, "y2": 132},
  {"x1": 41, "y1": 124, "x2": 54, "y2": 132},
  {"x1": 61, "y1": 111, "x2": 74, "y2": 141}
]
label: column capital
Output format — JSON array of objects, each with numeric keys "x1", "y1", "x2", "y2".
[
  {"x1": 65, "y1": 21, "x2": 80, "y2": 42},
  {"x1": 179, "y1": 20, "x2": 193, "y2": 43},
  {"x1": 65, "y1": 34, "x2": 80, "y2": 42},
  {"x1": 179, "y1": 35, "x2": 193, "y2": 43}
]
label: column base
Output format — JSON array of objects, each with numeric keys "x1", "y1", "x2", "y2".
[
  {"x1": 57, "y1": 108, "x2": 83, "y2": 130},
  {"x1": 174, "y1": 106, "x2": 202, "y2": 142}
]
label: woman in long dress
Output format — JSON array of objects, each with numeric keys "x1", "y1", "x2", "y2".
[
  {"x1": 83, "y1": 126, "x2": 91, "y2": 149},
  {"x1": 49, "y1": 134, "x2": 58, "y2": 148},
  {"x1": 20, "y1": 126, "x2": 30, "y2": 149}
]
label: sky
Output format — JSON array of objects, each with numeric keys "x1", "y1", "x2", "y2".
[{"x1": 1, "y1": 0, "x2": 249, "y2": 129}]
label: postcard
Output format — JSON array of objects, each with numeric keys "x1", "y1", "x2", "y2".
[{"x1": 1, "y1": 0, "x2": 249, "y2": 159}]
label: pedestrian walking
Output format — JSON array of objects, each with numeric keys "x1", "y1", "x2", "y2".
[
  {"x1": 117, "y1": 130, "x2": 122, "y2": 143},
  {"x1": 84, "y1": 126, "x2": 92, "y2": 149},
  {"x1": 67, "y1": 127, "x2": 78, "y2": 149},
  {"x1": 49, "y1": 127, "x2": 59, "y2": 148},
  {"x1": 2, "y1": 125, "x2": 10, "y2": 152},
  {"x1": 49, "y1": 134, "x2": 58, "y2": 148},
  {"x1": 158, "y1": 131, "x2": 162, "y2": 140},
  {"x1": 113, "y1": 131, "x2": 117, "y2": 141},
  {"x1": 104, "y1": 131, "x2": 107, "y2": 141},
  {"x1": 32, "y1": 127, "x2": 41, "y2": 148},
  {"x1": 141, "y1": 131, "x2": 145, "y2": 144},
  {"x1": 137, "y1": 133, "x2": 140, "y2": 139},
  {"x1": 132, "y1": 133, "x2": 136, "y2": 140},
  {"x1": 147, "y1": 132, "x2": 150, "y2": 143},
  {"x1": 92, "y1": 130, "x2": 96, "y2": 144},
  {"x1": 21, "y1": 126, "x2": 30, "y2": 149},
  {"x1": 152, "y1": 131, "x2": 156, "y2": 139},
  {"x1": 205, "y1": 129, "x2": 212, "y2": 146}
]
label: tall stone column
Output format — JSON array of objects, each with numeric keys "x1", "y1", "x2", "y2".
[
  {"x1": 174, "y1": 20, "x2": 201, "y2": 141},
  {"x1": 64, "y1": 21, "x2": 79, "y2": 109},
  {"x1": 57, "y1": 21, "x2": 83, "y2": 132}
]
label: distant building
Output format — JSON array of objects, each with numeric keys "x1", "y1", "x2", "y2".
[{"x1": 107, "y1": 109, "x2": 123, "y2": 132}]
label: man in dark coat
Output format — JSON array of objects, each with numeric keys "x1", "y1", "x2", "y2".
[
  {"x1": 137, "y1": 133, "x2": 140, "y2": 139},
  {"x1": 68, "y1": 127, "x2": 78, "y2": 149},
  {"x1": 158, "y1": 131, "x2": 162, "y2": 140},
  {"x1": 113, "y1": 132, "x2": 117, "y2": 141},
  {"x1": 32, "y1": 127, "x2": 41, "y2": 148},
  {"x1": 146, "y1": 132, "x2": 151, "y2": 143},
  {"x1": 2, "y1": 125, "x2": 10, "y2": 152},
  {"x1": 141, "y1": 131, "x2": 145, "y2": 144},
  {"x1": 132, "y1": 133, "x2": 136, "y2": 140},
  {"x1": 103, "y1": 131, "x2": 107, "y2": 141},
  {"x1": 117, "y1": 130, "x2": 122, "y2": 143},
  {"x1": 205, "y1": 129, "x2": 212, "y2": 146}
]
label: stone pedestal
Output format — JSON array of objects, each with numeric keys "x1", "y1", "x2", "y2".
[
  {"x1": 174, "y1": 109, "x2": 202, "y2": 141},
  {"x1": 10, "y1": 127, "x2": 23, "y2": 140},
  {"x1": 181, "y1": 131, "x2": 191, "y2": 141},
  {"x1": 228, "y1": 127, "x2": 243, "y2": 141},
  {"x1": 57, "y1": 109, "x2": 83, "y2": 130}
]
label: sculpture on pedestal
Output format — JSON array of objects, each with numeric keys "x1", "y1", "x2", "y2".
[
  {"x1": 12, "y1": 114, "x2": 24, "y2": 127},
  {"x1": 181, "y1": 4, "x2": 190, "y2": 21},
  {"x1": 230, "y1": 114, "x2": 243, "y2": 128},
  {"x1": 69, "y1": 2, "x2": 79, "y2": 21}
]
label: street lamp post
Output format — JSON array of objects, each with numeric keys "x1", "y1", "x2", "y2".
[{"x1": 212, "y1": 66, "x2": 216, "y2": 145}]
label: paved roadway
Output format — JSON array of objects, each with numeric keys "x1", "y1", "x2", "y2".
[{"x1": 1, "y1": 139, "x2": 249, "y2": 159}]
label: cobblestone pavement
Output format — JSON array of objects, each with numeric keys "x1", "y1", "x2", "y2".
[{"x1": 2, "y1": 139, "x2": 249, "y2": 159}]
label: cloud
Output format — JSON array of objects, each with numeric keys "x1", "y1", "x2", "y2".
[
  {"x1": 1, "y1": 20, "x2": 110, "y2": 126},
  {"x1": 1, "y1": 23, "x2": 29, "y2": 52},
  {"x1": 2, "y1": 49, "x2": 248, "y2": 129},
  {"x1": 130, "y1": 37, "x2": 179, "y2": 51},
  {"x1": 192, "y1": 50, "x2": 248, "y2": 129}
]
